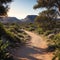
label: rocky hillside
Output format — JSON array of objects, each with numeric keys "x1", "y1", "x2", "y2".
[
  {"x1": 0, "y1": 17, "x2": 22, "y2": 24},
  {"x1": 0, "y1": 15, "x2": 37, "y2": 24},
  {"x1": 21, "y1": 15, "x2": 37, "y2": 23}
]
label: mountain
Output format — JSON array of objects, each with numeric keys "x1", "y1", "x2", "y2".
[
  {"x1": 0, "y1": 15, "x2": 37, "y2": 24},
  {"x1": 21, "y1": 15, "x2": 37, "y2": 23},
  {"x1": 0, "y1": 17, "x2": 21, "y2": 24},
  {"x1": 0, "y1": 15, "x2": 60, "y2": 24}
]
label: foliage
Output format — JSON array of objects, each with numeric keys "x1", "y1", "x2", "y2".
[
  {"x1": 48, "y1": 33, "x2": 60, "y2": 60},
  {"x1": 0, "y1": 0, "x2": 12, "y2": 16},
  {"x1": 44, "y1": 30, "x2": 53, "y2": 36},
  {"x1": 34, "y1": 0, "x2": 60, "y2": 11},
  {"x1": 0, "y1": 40, "x2": 13, "y2": 60},
  {"x1": 34, "y1": 0, "x2": 60, "y2": 30},
  {"x1": 34, "y1": 0, "x2": 59, "y2": 25},
  {"x1": 0, "y1": 22, "x2": 22, "y2": 47},
  {"x1": 0, "y1": 22, "x2": 6, "y2": 36},
  {"x1": 35, "y1": 10, "x2": 57, "y2": 30},
  {"x1": 0, "y1": 0, "x2": 13, "y2": 60},
  {"x1": 52, "y1": 33, "x2": 60, "y2": 47},
  {"x1": 36, "y1": 28, "x2": 44, "y2": 34},
  {"x1": 34, "y1": 0, "x2": 60, "y2": 60}
]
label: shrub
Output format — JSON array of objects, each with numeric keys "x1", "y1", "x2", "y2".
[
  {"x1": 50, "y1": 33, "x2": 60, "y2": 60},
  {"x1": 44, "y1": 30, "x2": 53, "y2": 36},
  {"x1": 53, "y1": 33, "x2": 60, "y2": 40},
  {"x1": 0, "y1": 23, "x2": 21, "y2": 47},
  {"x1": 37, "y1": 28, "x2": 44, "y2": 34},
  {"x1": 0, "y1": 40, "x2": 13, "y2": 60},
  {"x1": 0, "y1": 23, "x2": 6, "y2": 36}
]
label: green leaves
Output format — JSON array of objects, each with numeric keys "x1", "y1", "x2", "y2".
[
  {"x1": 0, "y1": 40, "x2": 8, "y2": 51},
  {"x1": 34, "y1": 0, "x2": 60, "y2": 9},
  {"x1": 0, "y1": 0, "x2": 12, "y2": 4},
  {"x1": 0, "y1": 0, "x2": 12, "y2": 16},
  {"x1": 0, "y1": 40, "x2": 8, "y2": 59}
]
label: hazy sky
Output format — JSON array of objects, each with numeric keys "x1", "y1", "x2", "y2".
[{"x1": 8, "y1": 0, "x2": 43, "y2": 19}]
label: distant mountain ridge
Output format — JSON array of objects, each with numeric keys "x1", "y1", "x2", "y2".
[
  {"x1": 0, "y1": 15, "x2": 37, "y2": 24},
  {"x1": 0, "y1": 15, "x2": 60, "y2": 24},
  {"x1": 21, "y1": 15, "x2": 37, "y2": 23},
  {"x1": 0, "y1": 17, "x2": 21, "y2": 24}
]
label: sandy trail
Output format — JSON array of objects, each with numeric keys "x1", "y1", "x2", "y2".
[{"x1": 12, "y1": 30, "x2": 53, "y2": 60}]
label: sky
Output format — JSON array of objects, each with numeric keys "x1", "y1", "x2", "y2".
[{"x1": 8, "y1": 0, "x2": 44, "y2": 19}]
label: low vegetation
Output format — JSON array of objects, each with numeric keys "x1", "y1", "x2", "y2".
[
  {"x1": 0, "y1": 39, "x2": 13, "y2": 60},
  {"x1": 0, "y1": 22, "x2": 31, "y2": 60}
]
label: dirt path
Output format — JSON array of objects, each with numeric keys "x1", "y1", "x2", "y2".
[{"x1": 12, "y1": 30, "x2": 53, "y2": 60}]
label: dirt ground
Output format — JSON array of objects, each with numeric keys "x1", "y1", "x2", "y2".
[{"x1": 12, "y1": 30, "x2": 53, "y2": 60}]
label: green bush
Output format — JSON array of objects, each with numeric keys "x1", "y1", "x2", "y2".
[
  {"x1": 0, "y1": 40, "x2": 13, "y2": 60},
  {"x1": 0, "y1": 23, "x2": 21, "y2": 47},
  {"x1": 50, "y1": 33, "x2": 60, "y2": 60},
  {"x1": 0, "y1": 23, "x2": 6, "y2": 36},
  {"x1": 37, "y1": 28, "x2": 44, "y2": 34},
  {"x1": 44, "y1": 30, "x2": 53, "y2": 36},
  {"x1": 53, "y1": 33, "x2": 60, "y2": 40}
]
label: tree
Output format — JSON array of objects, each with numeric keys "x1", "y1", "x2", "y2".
[
  {"x1": 0, "y1": 0, "x2": 12, "y2": 16},
  {"x1": 35, "y1": 10, "x2": 57, "y2": 30},
  {"x1": 34, "y1": 0, "x2": 60, "y2": 11},
  {"x1": 34, "y1": 0, "x2": 60, "y2": 30},
  {"x1": 34, "y1": 0, "x2": 60, "y2": 20}
]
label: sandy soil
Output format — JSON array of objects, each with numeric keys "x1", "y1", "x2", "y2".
[{"x1": 12, "y1": 30, "x2": 53, "y2": 60}]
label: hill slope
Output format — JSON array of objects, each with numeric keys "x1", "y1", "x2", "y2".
[
  {"x1": 21, "y1": 15, "x2": 37, "y2": 23},
  {"x1": 0, "y1": 17, "x2": 22, "y2": 24}
]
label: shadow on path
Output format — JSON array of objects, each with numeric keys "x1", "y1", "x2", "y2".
[
  {"x1": 11, "y1": 30, "x2": 53, "y2": 60},
  {"x1": 12, "y1": 45, "x2": 47, "y2": 60}
]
